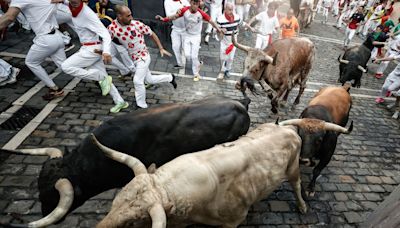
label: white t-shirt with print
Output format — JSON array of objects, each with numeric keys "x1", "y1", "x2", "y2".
[{"x1": 108, "y1": 20, "x2": 153, "y2": 62}]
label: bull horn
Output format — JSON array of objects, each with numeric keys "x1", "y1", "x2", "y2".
[
  {"x1": 7, "y1": 178, "x2": 74, "y2": 228},
  {"x1": 148, "y1": 203, "x2": 167, "y2": 228},
  {"x1": 278, "y1": 119, "x2": 304, "y2": 127},
  {"x1": 90, "y1": 134, "x2": 147, "y2": 176},
  {"x1": 357, "y1": 65, "x2": 367, "y2": 73},
  {"x1": 323, "y1": 120, "x2": 353, "y2": 134},
  {"x1": 262, "y1": 53, "x2": 274, "y2": 64},
  {"x1": 1, "y1": 148, "x2": 63, "y2": 158},
  {"x1": 339, "y1": 55, "x2": 349, "y2": 64},
  {"x1": 232, "y1": 33, "x2": 251, "y2": 53}
]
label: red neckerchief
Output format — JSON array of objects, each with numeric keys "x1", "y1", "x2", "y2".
[
  {"x1": 225, "y1": 13, "x2": 234, "y2": 23},
  {"x1": 69, "y1": 2, "x2": 84, "y2": 17}
]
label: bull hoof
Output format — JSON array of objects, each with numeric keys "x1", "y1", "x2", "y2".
[
  {"x1": 279, "y1": 101, "x2": 287, "y2": 108},
  {"x1": 305, "y1": 190, "x2": 315, "y2": 197},
  {"x1": 298, "y1": 203, "x2": 308, "y2": 214}
]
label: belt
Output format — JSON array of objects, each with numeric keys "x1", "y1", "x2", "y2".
[
  {"x1": 48, "y1": 29, "x2": 56, "y2": 35},
  {"x1": 81, "y1": 41, "x2": 101, "y2": 46}
]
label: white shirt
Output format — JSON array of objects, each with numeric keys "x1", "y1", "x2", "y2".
[
  {"x1": 255, "y1": 11, "x2": 279, "y2": 36},
  {"x1": 176, "y1": 6, "x2": 211, "y2": 35},
  {"x1": 10, "y1": 0, "x2": 58, "y2": 36},
  {"x1": 108, "y1": 20, "x2": 153, "y2": 62},
  {"x1": 164, "y1": 0, "x2": 189, "y2": 32},
  {"x1": 66, "y1": 3, "x2": 112, "y2": 54}
]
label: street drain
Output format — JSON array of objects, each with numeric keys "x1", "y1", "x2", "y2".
[{"x1": 0, "y1": 106, "x2": 41, "y2": 130}]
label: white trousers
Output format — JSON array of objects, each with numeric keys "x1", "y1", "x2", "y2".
[
  {"x1": 322, "y1": 7, "x2": 329, "y2": 22},
  {"x1": 344, "y1": 27, "x2": 356, "y2": 46},
  {"x1": 0, "y1": 58, "x2": 11, "y2": 81},
  {"x1": 380, "y1": 72, "x2": 400, "y2": 97},
  {"x1": 110, "y1": 43, "x2": 135, "y2": 75},
  {"x1": 133, "y1": 56, "x2": 172, "y2": 108},
  {"x1": 183, "y1": 34, "x2": 201, "y2": 75},
  {"x1": 61, "y1": 44, "x2": 124, "y2": 104},
  {"x1": 26, "y1": 31, "x2": 66, "y2": 88},
  {"x1": 236, "y1": 4, "x2": 251, "y2": 22},
  {"x1": 255, "y1": 34, "x2": 270, "y2": 50},
  {"x1": 205, "y1": 4, "x2": 222, "y2": 34},
  {"x1": 362, "y1": 18, "x2": 378, "y2": 36},
  {"x1": 376, "y1": 48, "x2": 398, "y2": 74},
  {"x1": 171, "y1": 29, "x2": 185, "y2": 66},
  {"x1": 370, "y1": 47, "x2": 378, "y2": 60},
  {"x1": 220, "y1": 41, "x2": 236, "y2": 72}
]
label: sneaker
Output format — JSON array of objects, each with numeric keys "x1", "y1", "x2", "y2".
[
  {"x1": 173, "y1": 65, "x2": 184, "y2": 69},
  {"x1": 193, "y1": 74, "x2": 201, "y2": 82},
  {"x1": 392, "y1": 111, "x2": 399, "y2": 119},
  {"x1": 99, "y1": 76, "x2": 112, "y2": 96},
  {"x1": 224, "y1": 70, "x2": 231, "y2": 78},
  {"x1": 204, "y1": 33, "x2": 210, "y2": 44},
  {"x1": 375, "y1": 73, "x2": 384, "y2": 79},
  {"x1": 0, "y1": 67, "x2": 20, "y2": 86},
  {"x1": 64, "y1": 43, "x2": 75, "y2": 52},
  {"x1": 170, "y1": 74, "x2": 177, "y2": 89},
  {"x1": 110, "y1": 101, "x2": 129, "y2": 113},
  {"x1": 42, "y1": 88, "x2": 64, "y2": 101},
  {"x1": 375, "y1": 97, "x2": 385, "y2": 104},
  {"x1": 387, "y1": 103, "x2": 396, "y2": 109}
]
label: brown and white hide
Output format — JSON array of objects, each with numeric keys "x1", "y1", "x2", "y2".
[
  {"x1": 235, "y1": 37, "x2": 315, "y2": 114},
  {"x1": 96, "y1": 123, "x2": 307, "y2": 228}
]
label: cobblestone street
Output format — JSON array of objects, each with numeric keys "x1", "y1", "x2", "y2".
[{"x1": 0, "y1": 10, "x2": 400, "y2": 228}]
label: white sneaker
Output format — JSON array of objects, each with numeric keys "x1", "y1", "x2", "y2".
[
  {"x1": 392, "y1": 111, "x2": 399, "y2": 119},
  {"x1": 204, "y1": 34, "x2": 210, "y2": 44},
  {"x1": 0, "y1": 67, "x2": 20, "y2": 86}
]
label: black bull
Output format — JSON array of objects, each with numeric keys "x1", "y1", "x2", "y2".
[{"x1": 1, "y1": 97, "x2": 251, "y2": 226}]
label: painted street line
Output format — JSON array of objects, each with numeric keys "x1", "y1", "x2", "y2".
[
  {"x1": 2, "y1": 78, "x2": 81, "y2": 150},
  {"x1": 0, "y1": 69, "x2": 62, "y2": 125}
]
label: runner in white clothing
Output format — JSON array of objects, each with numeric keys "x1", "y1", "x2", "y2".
[
  {"x1": 0, "y1": 0, "x2": 66, "y2": 100},
  {"x1": 246, "y1": 3, "x2": 279, "y2": 50},
  {"x1": 204, "y1": 0, "x2": 223, "y2": 44},
  {"x1": 111, "y1": 5, "x2": 177, "y2": 109},
  {"x1": 164, "y1": 0, "x2": 190, "y2": 69},
  {"x1": 156, "y1": 0, "x2": 222, "y2": 81},
  {"x1": 59, "y1": 0, "x2": 129, "y2": 113},
  {"x1": 217, "y1": 2, "x2": 241, "y2": 79}
]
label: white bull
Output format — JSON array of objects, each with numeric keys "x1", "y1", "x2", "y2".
[{"x1": 92, "y1": 120, "x2": 348, "y2": 227}]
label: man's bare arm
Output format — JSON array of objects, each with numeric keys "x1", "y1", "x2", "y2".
[{"x1": 0, "y1": 7, "x2": 20, "y2": 30}]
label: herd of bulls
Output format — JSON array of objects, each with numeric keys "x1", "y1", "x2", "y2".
[{"x1": 1, "y1": 34, "x2": 370, "y2": 227}]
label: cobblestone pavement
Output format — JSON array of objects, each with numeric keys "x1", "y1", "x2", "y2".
[{"x1": 0, "y1": 12, "x2": 400, "y2": 228}]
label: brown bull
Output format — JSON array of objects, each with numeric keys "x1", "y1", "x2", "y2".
[{"x1": 234, "y1": 36, "x2": 315, "y2": 113}]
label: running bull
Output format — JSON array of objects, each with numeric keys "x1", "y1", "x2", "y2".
[
  {"x1": 1, "y1": 97, "x2": 251, "y2": 227},
  {"x1": 233, "y1": 36, "x2": 315, "y2": 113},
  {"x1": 280, "y1": 84, "x2": 353, "y2": 197},
  {"x1": 94, "y1": 121, "x2": 309, "y2": 228},
  {"x1": 338, "y1": 35, "x2": 373, "y2": 87}
]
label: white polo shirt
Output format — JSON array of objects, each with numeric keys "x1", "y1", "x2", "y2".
[{"x1": 9, "y1": 0, "x2": 58, "y2": 36}]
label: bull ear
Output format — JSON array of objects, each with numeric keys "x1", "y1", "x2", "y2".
[{"x1": 147, "y1": 163, "x2": 157, "y2": 174}]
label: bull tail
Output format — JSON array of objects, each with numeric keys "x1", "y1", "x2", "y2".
[{"x1": 239, "y1": 77, "x2": 258, "y2": 95}]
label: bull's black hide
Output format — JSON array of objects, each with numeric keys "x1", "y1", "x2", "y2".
[{"x1": 2, "y1": 97, "x2": 251, "y2": 223}]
